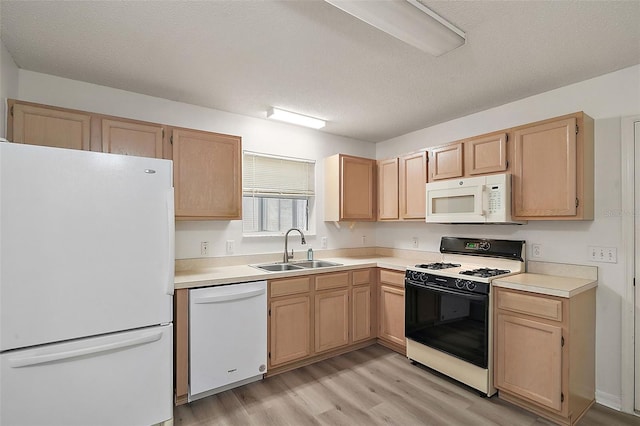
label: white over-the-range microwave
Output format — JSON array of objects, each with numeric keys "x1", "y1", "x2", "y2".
[{"x1": 425, "y1": 173, "x2": 525, "y2": 224}]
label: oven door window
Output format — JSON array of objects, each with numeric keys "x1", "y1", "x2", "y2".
[{"x1": 405, "y1": 282, "x2": 488, "y2": 368}]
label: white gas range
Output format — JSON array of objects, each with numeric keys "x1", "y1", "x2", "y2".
[{"x1": 404, "y1": 237, "x2": 525, "y2": 396}]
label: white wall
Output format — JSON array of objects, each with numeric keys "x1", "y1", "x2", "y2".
[
  {"x1": 16, "y1": 70, "x2": 377, "y2": 260},
  {"x1": 15, "y1": 64, "x2": 640, "y2": 409},
  {"x1": 375, "y1": 64, "x2": 640, "y2": 409},
  {"x1": 0, "y1": 38, "x2": 19, "y2": 138}
]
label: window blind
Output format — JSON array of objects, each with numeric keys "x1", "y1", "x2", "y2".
[{"x1": 243, "y1": 152, "x2": 315, "y2": 197}]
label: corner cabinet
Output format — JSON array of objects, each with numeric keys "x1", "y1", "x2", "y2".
[
  {"x1": 8, "y1": 101, "x2": 91, "y2": 151},
  {"x1": 324, "y1": 154, "x2": 376, "y2": 222},
  {"x1": 172, "y1": 128, "x2": 242, "y2": 220},
  {"x1": 494, "y1": 286, "x2": 596, "y2": 425},
  {"x1": 511, "y1": 112, "x2": 594, "y2": 220}
]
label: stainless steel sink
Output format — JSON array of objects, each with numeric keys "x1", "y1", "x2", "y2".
[
  {"x1": 292, "y1": 260, "x2": 342, "y2": 268},
  {"x1": 253, "y1": 263, "x2": 304, "y2": 272},
  {"x1": 251, "y1": 260, "x2": 342, "y2": 272}
]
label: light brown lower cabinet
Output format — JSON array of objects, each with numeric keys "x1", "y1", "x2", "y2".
[
  {"x1": 314, "y1": 289, "x2": 349, "y2": 353},
  {"x1": 267, "y1": 269, "x2": 376, "y2": 374},
  {"x1": 268, "y1": 276, "x2": 312, "y2": 367},
  {"x1": 270, "y1": 295, "x2": 312, "y2": 366},
  {"x1": 377, "y1": 269, "x2": 406, "y2": 354},
  {"x1": 494, "y1": 287, "x2": 595, "y2": 425}
]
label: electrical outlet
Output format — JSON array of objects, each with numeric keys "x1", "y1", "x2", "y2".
[
  {"x1": 412, "y1": 237, "x2": 419, "y2": 248},
  {"x1": 226, "y1": 240, "x2": 234, "y2": 255},
  {"x1": 321, "y1": 237, "x2": 328, "y2": 249},
  {"x1": 588, "y1": 246, "x2": 617, "y2": 263},
  {"x1": 532, "y1": 244, "x2": 542, "y2": 258},
  {"x1": 361, "y1": 235, "x2": 367, "y2": 245},
  {"x1": 200, "y1": 241, "x2": 209, "y2": 256}
]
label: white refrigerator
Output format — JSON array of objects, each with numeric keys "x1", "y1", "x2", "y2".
[{"x1": 0, "y1": 142, "x2": 174, "y2": 426}]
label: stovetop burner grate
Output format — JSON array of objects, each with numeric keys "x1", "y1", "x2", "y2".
[
  {"x1": 459, "y1": 268, "x2": 511, "y2": 278},
  {"x1": 415, "y1": 262, "x2": 461, "y2": 270}
]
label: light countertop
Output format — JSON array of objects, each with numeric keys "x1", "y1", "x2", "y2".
[
  {"x1": 493, "y1": 273, "x2": 597, "y2": 298},
  {"x1": 175, "y1": 255, "x2": 417, "y2": 290}
]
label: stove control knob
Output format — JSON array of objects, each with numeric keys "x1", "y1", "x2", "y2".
[
  {"x1": 466, "y1": 281, "x2": 477, "y2": 291},
  {"x1": 410, "y1": 271, "x2": 420, "y2": 281},
  {"x1": 455, "y1": 279, "x2": 465, "y2": 289}
]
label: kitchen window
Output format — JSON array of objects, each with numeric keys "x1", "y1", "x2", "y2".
[{"x1": 242, "y1": 152, "x2": 315, "y2": 235}]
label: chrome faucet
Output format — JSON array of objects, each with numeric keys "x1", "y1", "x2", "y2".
[{"x1": 283, "y1": 228, "x2": 306, "y2": 263}]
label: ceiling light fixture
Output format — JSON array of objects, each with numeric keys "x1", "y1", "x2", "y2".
[
  {"x1": 267, "y1": 107, "x2": 326, "y2": 129},
  {"x1": 324, "y1": 0, "x2": 465, "y2": 57}
]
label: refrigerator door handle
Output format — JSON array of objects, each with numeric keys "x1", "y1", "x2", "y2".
[
  {"x1": 165, "y1": 188, "x2": 175, "y2": 296},
  {"x1": 193, "y1": 288, "x2": 266, "y2": 304},
  {"x1": 8, "y1": 331, "x2": 163, "y2": 368}
]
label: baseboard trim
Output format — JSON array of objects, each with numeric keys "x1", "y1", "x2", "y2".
[{"x1": 596, "y1": 390, "x2": 622, "y2": 411}]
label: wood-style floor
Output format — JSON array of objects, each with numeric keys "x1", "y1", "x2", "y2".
[{"x1": 174, "y1": 344, "x2": 640, "y2": 426}]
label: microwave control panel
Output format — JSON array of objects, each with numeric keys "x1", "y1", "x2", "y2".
[{"x1": 487, "y1": 185, "x2": 503, "y2": 214}]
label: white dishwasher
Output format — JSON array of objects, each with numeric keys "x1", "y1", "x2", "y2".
[{"x1": 189, "y1": 280, "x2": 267, "y2": 402}]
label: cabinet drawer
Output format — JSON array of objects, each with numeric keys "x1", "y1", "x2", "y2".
[
  {"x1": 352, "y1": 269, "x2": 371, "y2": 286},
  {"x1": 315, "y1": 272, "x2": 349, "y2": 291},
  {"x1": 496, "y1": 290, "x2": 563, "y2": 322},
  {"x1": 379, "y1": 269, "x2": 404, "y2": 287},
  {"x1": 270, "y1": 277, "x2": 311, "y2": 298}
]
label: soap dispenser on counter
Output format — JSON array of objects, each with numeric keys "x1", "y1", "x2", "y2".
[{"x1": 307, "y1": 248, "x2": 314, "y2": 261}]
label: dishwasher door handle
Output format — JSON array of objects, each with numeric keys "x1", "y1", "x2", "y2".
[{"x1": 193, "y1": 288, "x2": 266, "y2": 304}]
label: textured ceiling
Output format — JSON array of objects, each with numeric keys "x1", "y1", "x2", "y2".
[{"x1": 1, "y1": 0, "x2": 639, "y2": 142}]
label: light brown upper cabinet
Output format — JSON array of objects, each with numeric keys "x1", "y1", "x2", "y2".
[
  {"x1": 377, "y1": 158, "x2": 399, "y2": 220},
  {"x1": 378, "y1": 151, "x2": 428, "y2": 221},
  {"x1": 8, "y1": 101, "x2": 91, "y2": 151},
  {"x1": 464, "y1": 132, "x2": 508, "y2": 175},
  {"x1": 429, "y1": 132, "x2": 508, "y2": 181},
  {"x1": 399, "y1": 151, "x2": 427, "y2": 219},
  {"x1": 429, "y1": 142, "x2": 463, "y2": 181},
  {"x1": 172, "y1": 128, "x2": 242, "y2": 220},
  {"x1": 511, "y1": 112, "x2": 594, "y2": 220},
  {"x1": 324, "y1": 154, "x2": 376, "y2": 222},
  {"x1": 101, "y1": 118, "x2": 164, "y2": 158}
]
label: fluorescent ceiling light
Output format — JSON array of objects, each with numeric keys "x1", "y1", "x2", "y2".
[
  {"x1": 267, "y1": 107, "x2": 326, "y2": 129},
  {"x1": 325, "y1": 0, "x2": 465, "y2": 56}
]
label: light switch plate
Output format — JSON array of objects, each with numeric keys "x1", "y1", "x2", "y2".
[{"x1": 588, "y1": 246, "x2": 617, "y2": 263}]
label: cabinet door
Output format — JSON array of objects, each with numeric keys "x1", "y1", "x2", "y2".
[
  {"x1": 172, "y1": 129, "x2": 242, "y2": 219},
  {"x1": 315, "y1": 289, "x2": 349, "y2": 353},
  {"x1": 11, "y1": 103, "x2": 90, "y2": 150},
  {"x1": 270, "y1": 296, "x2": 311, "y2": 367},
  {"x1": 495, "y1": 313, "x2": 563, "y2": 411},
  {"x1": 377, "y1": 158, "x2": 399, "y2": 220},
  {"x1": 341, "y1": 155, "x2": 375, "y2": 221},
  {"x1": 512, "y1": 117, "x2": 577, "y2": 217},
  {"x1": 465, "y1": 133, "x2": 507, "y2": 175},
  {"x1": 399, "y1": 151, "x2": 427, "y2": 219},
  {"x1": 379, "y1": 284, "x2": 405, "y2": 348},
  {"x1": 352, "y1": 285, "x2": 372, "y2": 343},
  {"x1": 102, "y1": 119, "x2": 163, "y2": 158},
  {"x1": 429, "y1": 142, "x2": 463, "y2": 181}
]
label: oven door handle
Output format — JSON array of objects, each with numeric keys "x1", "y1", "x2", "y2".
[{"x1": 406, "y1": 281, "x2": 488, "y2": 301}]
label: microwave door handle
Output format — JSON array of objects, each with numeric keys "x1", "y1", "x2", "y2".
[{"x1": 475, "y1": 185, "x2": 485, "y2": 216}]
